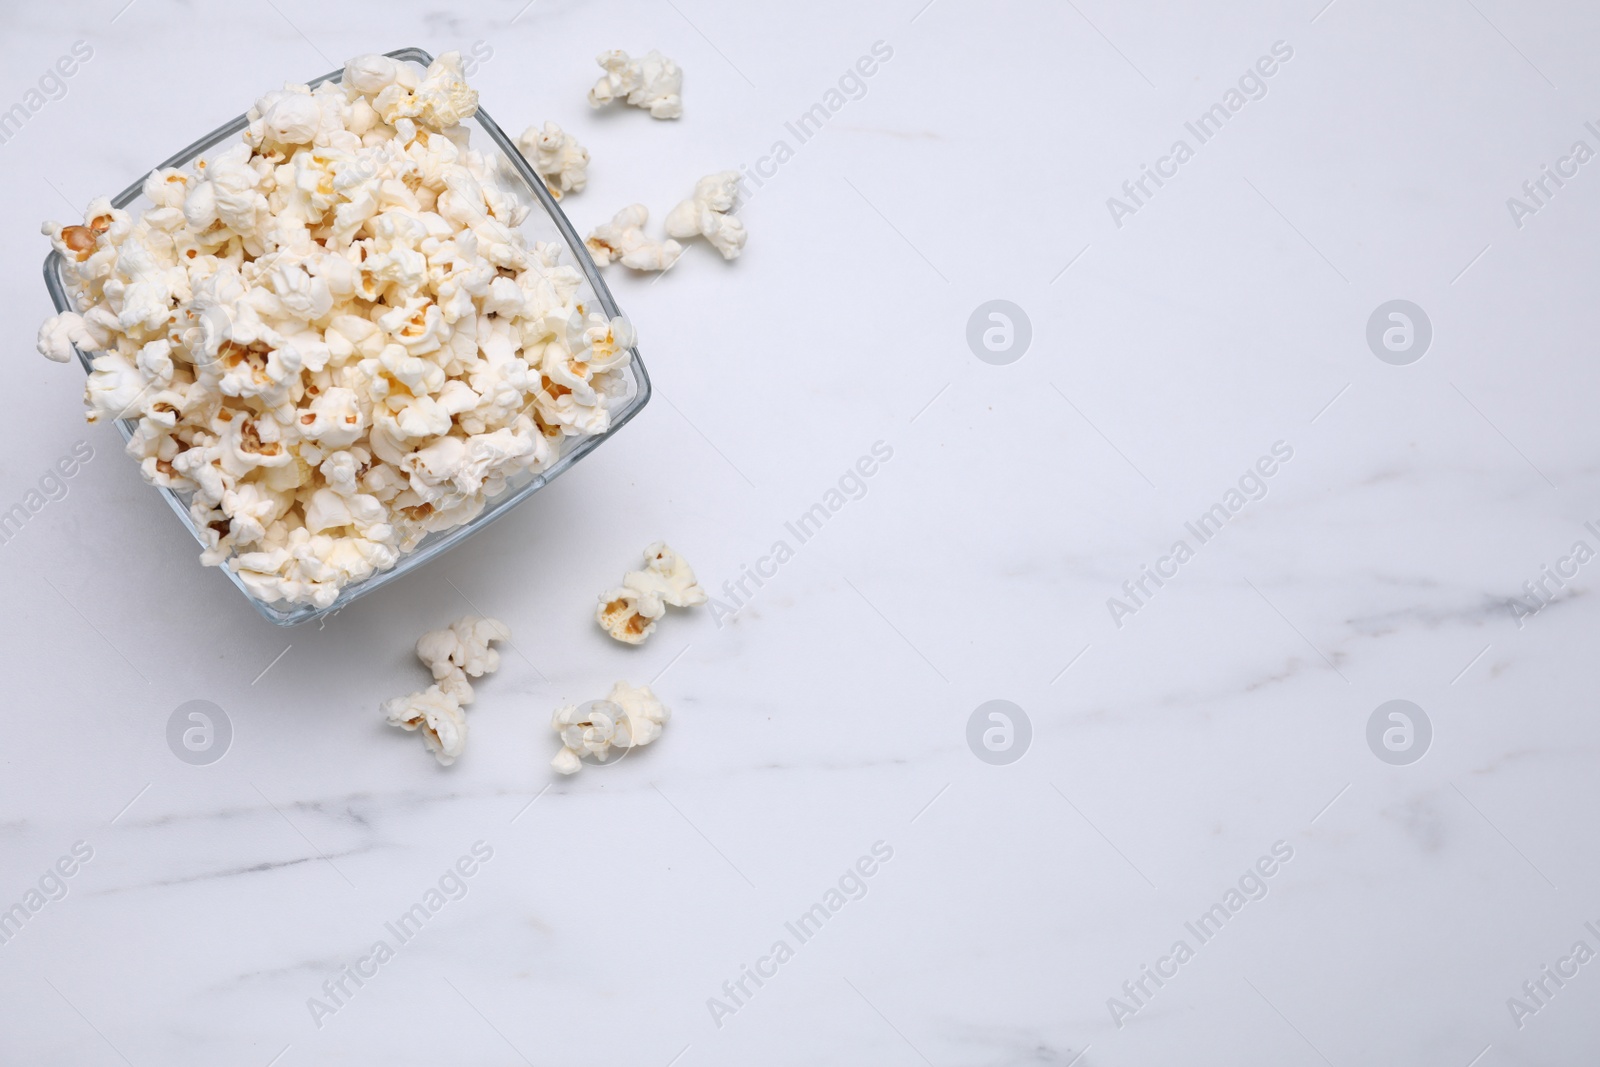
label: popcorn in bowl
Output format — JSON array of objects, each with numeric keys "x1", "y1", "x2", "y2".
[{"x1": 37, "y1": 50, "x2": 647, "y2": 620}]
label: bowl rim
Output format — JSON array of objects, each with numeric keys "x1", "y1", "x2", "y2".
[{"x1": 41, "y1": 45, "x2": 651, "y2": 626}]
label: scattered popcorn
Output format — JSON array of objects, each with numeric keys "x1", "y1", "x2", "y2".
[
  {"x1": 550, "y1": 681, "x2": 670, "y2": 773},
  {"x1": 597, "y1": 584, "x2": 664, "y2": 645},
  {"x1": 552, "y1": 699, "x2": 622, "y2": 768},
  {"x1": 596, "y1": 541, "x2": 705, "y2": 644},
  {"x1": 383, "y1": 684, "x2": 469, "y2": 766},
  {"x1": 587, "y1": 50, "x2": 682, "y2": 120},
  {"x1": 637, "y1": 542, "x2": 707, "y2": 606},
  {"x1": 39, "y1": 52, "x2": 639, "y2": 609},
  {"x1": 386, "y1": 614, "x2": 510, "y2": 764},
  {"x1": 515, "y1": 121, "x2": 589, "y2": 200},
  {"x1": 586, "y1": 204, "x2": 682, "y2": 272},
  {"x1": 415, "y1": 614, "x2": 511, "y2": 680},
  {"x1": 611, "y1": 679, "x2": 671, "y2": 746},
  {"x1": 664, "y1": 171, "x2": 746, "y2": 260}
]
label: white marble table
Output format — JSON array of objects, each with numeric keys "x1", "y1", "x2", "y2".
[{"x1": 5, "y1": 0, "x2": 1600, "y2": 1063}]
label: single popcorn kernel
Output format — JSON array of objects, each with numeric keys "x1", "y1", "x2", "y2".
[
  {"x1": 550, "y1": 682, "x2": 671, "y2": 774},
  {"x1": 665, "y1": 171, "x2": 747, "y2": 260},
  {"x1": 515, "y1": 121, "x2": 589, "y2": 200},
  {"x1": 587, "y1": 50, "x2": 683, "y2": 120},
  {"x1": 595, "y1": 542, "x2": 706, "y2": 645}
]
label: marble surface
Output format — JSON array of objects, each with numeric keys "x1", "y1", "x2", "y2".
[{"x1": 5, "y1": 0, "x2": 1600, "y2": 1063}]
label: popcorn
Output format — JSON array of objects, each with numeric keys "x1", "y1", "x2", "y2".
[
  {"x1": 415, "y1": 615, "x2": 511, "y2": 680},
  {"x1": 596, "y1": 542, "x2": 705, "y2": 644},
  {"x1": 597, "y1": 584, "x2": 665, "y2": 645},
  {"x1": 413, "y1": 52, "x2": 480, "y2": 128},
  {"x1": 550, "y1": 681, "x2": 671, "y2": 773},
  {"x1": 515, "y1": 122, "x2": 589, "y2": 200},
  {"x1": 248, "y1": 89, "x2": 322, "y2": 147},
  {"x1": 587, "y1": 50, "x2": 683, "y2": 120},
  {"x1": 39, "y1": 53, "x2": 637, "y2": 608},
  {"x1": 665, "y1": 171, "x2": 747, "y2": 260},
  {"x1": 299, "y1": 387, "x2": 366, "y2": 447},
  {"x1": 585, "y1": 204, "x2": 682, "y2": 272},
  {"x1": 36, "y1": 312, "x2": 98, "y2": 364},
  {"x1": 383, "y1": 684, "x2": 468, "y2": 766},
  {"x1": 552, "y1": 700, "x2": 623, "y2": 765},
  {"x1": 370, "y1": 52, "x2": 478, "y2": 127},
  {"x1": 342, "y1": 54, "x2": 399, "y2": 95},
  {"x1": 83, "y1": 352, "x2": 149, "y2": 423},
  {"x1": 634, "y1": 542, "x2": 707, "y2": 607},
  {"x1": 610, "y1": 680, "x2": 670, "y2": 747},
  {"x1": 385, "y1": 614, "x2": 509, "y2": 765}
]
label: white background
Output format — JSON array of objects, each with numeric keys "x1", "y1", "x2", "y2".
[{"x1": 4, "y1": 0, "x2": 1600, "y2": 1064}]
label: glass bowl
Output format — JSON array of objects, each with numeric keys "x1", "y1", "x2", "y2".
[{"x1": 41, "y1": 47, "x2": 650, "y2": 627}]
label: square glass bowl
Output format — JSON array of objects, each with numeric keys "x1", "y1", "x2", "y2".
[{"x1": 41, "y1": 47, "x2": 650, "y2": 626}]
